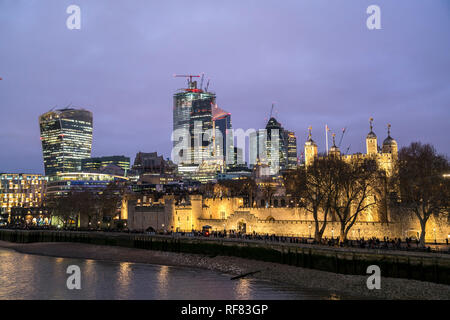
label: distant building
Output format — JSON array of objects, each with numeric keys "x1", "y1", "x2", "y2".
[
  {"x1": 0, "y1": 173, "x2": 46, "y2": 223},
  {"x1": 249, "y1": 117, "x2": 296, "y2": 174},
  {"x1": 39, "y1": 108, "x2": 93, "y2": 175},
  {"x1": 249, "y1": 129, "x2": 267, "y2": 167},
  {"x1": 46, "y1": 172, "x2": 128, "y2": 196},
  {"x1": 212, "y1": 104, "x2": 234, "y2": 166},
  {"x1": 286, "y1": 131, "x2": 298, "y2": 169},
  {"x1": 81, "y1": 156, "x2": 130, "y2": 175},
  {"x1": 131, "y1": 152, "x2": 176, "y2": 176}
]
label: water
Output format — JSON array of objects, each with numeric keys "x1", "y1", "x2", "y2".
[{"x1": 0, "y1": 248, "x2": 340, "y2": 300}]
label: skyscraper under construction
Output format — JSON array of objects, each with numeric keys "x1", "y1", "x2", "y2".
[{"x1": 172, "y1": 76, "x2": 217, "y2": 179}]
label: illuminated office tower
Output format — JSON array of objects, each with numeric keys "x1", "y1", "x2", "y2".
[
  {"x1": 212, "y1": 104, "x2": 234, "y2": 166},
  {"x1": 190, "y1": 98, "x2": 214, "y2": 163},
  {"x1": 39, "y1": 108, "x2": 93, "y2": 176},
  {"x1": 249, "y1": 117, "x2": 295, "y2": 173},
  {"x1": 286, "y1": 131, "x2": 298, "y2": 169},
  {"x1": 173, "y1": 77, "x2": 216, "y2": 173}
]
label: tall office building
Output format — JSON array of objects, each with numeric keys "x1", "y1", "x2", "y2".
[
  {"x1": 265, "y1": 117, "x2": 288, "y2": 172},
  {"x1": 190, "y1": 98, "x2": 214, "y2": 163},
  {"x1": 173, "y1": 78, "x2": 217, "y2": 181},
  {"x1": 212, "y1": 104, "x2": 234, "y2": 165},
  {"x1": 249, "y1": 129, "x2": 268, "y2": 167},
  {"x1": 39, "y1": 108, "x2": 93, "y2": 176},
  {"x1": 173, "y1": 79, "x2": 216, "y2": 165},
  {"x1": 286, "y1": 131, "x2": 298, "y2": 169},
  {"x1": 249, "y1": 117, "x2": 296, "y2": 173}
]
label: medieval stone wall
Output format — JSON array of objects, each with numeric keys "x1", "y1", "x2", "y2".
[{"x1": 128, "y1": 196, "x2": 449, "y2": 242}]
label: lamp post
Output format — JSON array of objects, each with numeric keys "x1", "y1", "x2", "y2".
[{"x1": 308, "y1": 224, "x2": 311, "y2": 238}]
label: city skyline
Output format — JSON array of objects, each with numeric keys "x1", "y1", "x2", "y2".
[{"x1": 1, "y1": 0, "x2": 449, "y2": 174}]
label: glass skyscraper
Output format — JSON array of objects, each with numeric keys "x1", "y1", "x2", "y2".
[
  {"x1": 39, "y1": 108, "x2": 93, "y2": 176},
  {"x1": 212, "y1": 104, "x2": 234, "y2": 166},
  {"x1": 173, "y1": 80, "x2": 215, "y2": 166},
  {"x1": 249, "y1": 117, "x2": 296, "y2": 173},
  {"x1": 286, "y1": 131, "x2": 298, "y2": 169}
]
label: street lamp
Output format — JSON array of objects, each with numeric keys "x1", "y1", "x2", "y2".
[{"x1": 308, "y1": 224, "x2": 311, "y2": 238}]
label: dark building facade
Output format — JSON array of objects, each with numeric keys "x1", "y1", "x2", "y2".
[
  {"x1": 39, "y1": 108, "x2": 93, "y2": 175},
  {"x1": 132, "y1": 152, "x2": 176, "y2": 175}
]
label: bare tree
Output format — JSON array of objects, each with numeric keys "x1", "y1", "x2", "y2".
[
  {"x1": 260, "y1": 182, "x2": 276, "y2": 207},
  {"x1": 284, "y1": 158, "x2": 339, "y2": 242},
  {"x1": 330, "y1": 159, "x2": 383, "y2": 243},
  {"x1": 98, "y1": 182, "x2": 123, "y2": 227},
  {"x1": 392, "y1": 142, "x2": 450, "y2": 247},
  {"x1": 240, "y1": 177, "x2": 257, "y2": 207},
  {"x1": 46, "y1": 192, "x2": 79, "y2": 227}
]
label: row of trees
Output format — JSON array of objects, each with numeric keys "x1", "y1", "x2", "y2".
[
  {"x1": 284, "y1": 157, "x2": 385, "y2": 243},
  {"x1": 45, "y1": 183, "x2": 125, "y2": 228},
  {"x1": 284, "y1": 142, "x2": 449, "y2": 247}
]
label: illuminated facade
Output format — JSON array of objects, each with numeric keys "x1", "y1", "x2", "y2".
[
  {"x1": 81, "y1": 156, "x2": 130, "y2": 173},
  {"x1": 39, "y1": 108, "x2": 93, "y2": 175},
  {"x1": 46, "y1": 172, "x2": 128, "y2": 196},
  {"x1": 286, "y1": 131, "x2": 298, "y2": 169},
  {"x1": 212, "y1": 104, "x2": 234, "y2": 166},
  {"x1": 304, "y1": 119, "x2": 398, "y2": 176},
  {"x1": 128, "y1": 194, "x2": 449, "y2": 242},
  {"x1": 249, "y1": 117, "x2": 295, "y2": 173},
  {"x1": 173, "y1": 80, "x2": 216, "y2": 173},
  {"x1": 304, "y1": 120, "x2": 399, "y2": 222},
  {"x1": 0, "y1": 173, "x2": 46, "y2": 222}
]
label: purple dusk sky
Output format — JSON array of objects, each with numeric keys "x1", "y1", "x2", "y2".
[{"x1": 0, "y1": 0, "x2": 449, "y2": 174}]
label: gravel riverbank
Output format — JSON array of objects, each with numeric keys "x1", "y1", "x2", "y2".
[{"x1": 0, "y1": 240, "x2": 449, "y2": 300}]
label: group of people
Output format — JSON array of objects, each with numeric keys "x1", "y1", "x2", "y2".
[{"x1": 188, "y1": 230, "x2": 446, "y2": 253}]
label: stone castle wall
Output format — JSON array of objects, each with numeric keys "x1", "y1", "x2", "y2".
[{"x1": 128, "y1": 196, "x2": 449, "y2": 242}]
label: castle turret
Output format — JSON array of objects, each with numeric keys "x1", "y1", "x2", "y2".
[
  {"x1": 304, "y1": 126, "x2": 318, "y2": 166},
  {"x1": 366, "y1": 117, "x2": 378, "y2": 155},
  {"x1": 329, "y1": 133, "x2": 341, "y2": 158},
  {"x1": 382, "y1": 123, "x2": 398, "y2": 158}
]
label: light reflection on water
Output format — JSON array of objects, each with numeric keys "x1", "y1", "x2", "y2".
[{"x1": 0, "y1": 248, "x2": 341, "y2": 300}]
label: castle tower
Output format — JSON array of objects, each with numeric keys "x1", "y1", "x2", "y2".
[
  {"x1": 382, "y1": 124, "x2": 398, "y2": 158},
  {"x1": 304, "y1": 126, "x2": 318, "y2": 166},
  {"x1": 366, "y1": 117, "x2": 378, "y2": 156},
  {"x1": 329, "y1": 133, "x2": 341, "y2": 158}
]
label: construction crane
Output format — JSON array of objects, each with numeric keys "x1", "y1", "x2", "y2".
[
  {"x1": 173, "y1": 74, "x2": 200, "y2": 82},
  {"x1": 200, "y1": 72, "x2": 205, "y2": 90},
  {"x1": 345, "y1": 145, "x2": 351, "y2": 155},
  {"x1": 338, "y1": 127, "x2": 347, "y2": 148},
  {"x1": 173, "y1": 74, "x2": 202, "y2": 92}
]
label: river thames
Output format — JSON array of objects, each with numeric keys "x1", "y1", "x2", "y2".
[{"x1": 0, "y1": 248, "x2": 341, "y2": 300}]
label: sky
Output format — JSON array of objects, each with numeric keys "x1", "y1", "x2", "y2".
[{"x1": 0, "y1": 0, "x2": 449, "y2": 174}]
